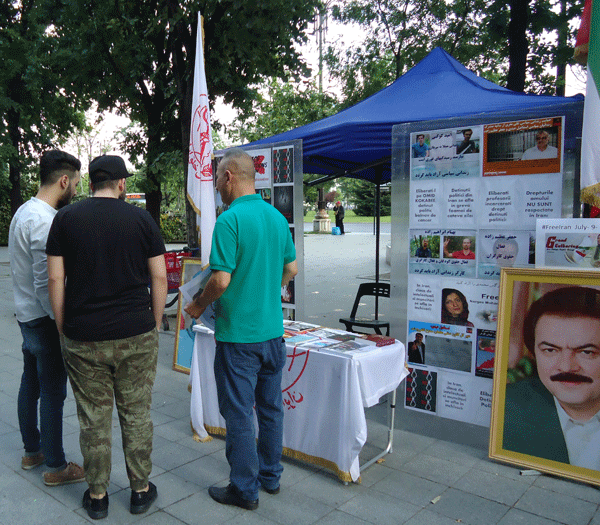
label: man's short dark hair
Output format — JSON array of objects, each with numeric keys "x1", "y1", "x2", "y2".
[
  {"x1": 91, "y1": 175, "x2": 120, "y2": 193},
  {"x1": 39, "y1": 150, "x2": 81, "y2": 186},
  {"x1": 523, "y1": 287, "x2": 600, "y2": 353},
  {"x1": 417, "y1": 134, "x2": 425, "y2": 140}
]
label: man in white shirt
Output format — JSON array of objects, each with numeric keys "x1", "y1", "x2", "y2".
[
  {"x1": 8, "y1": 150, "x2": 84, "y2": 486},
  {"x1": 520, "y1": 130, "x2": 558, "y2": 160},
  {"x1": 504, "y1": 287, "x2": 600, "y2": 470}
]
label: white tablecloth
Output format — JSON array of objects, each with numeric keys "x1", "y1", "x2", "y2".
[{"x1": 189, "y1": 325, "x2": 407, "y2": 482}]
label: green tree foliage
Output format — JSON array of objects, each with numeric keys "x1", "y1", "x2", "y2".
[
  {"x1": 343, "y1": 179, "x2": 391, "y2": 216},
  {"x1": 228, "y1": 78, "x2": 338, "y2": 144},
  {"x1": 0, "y1": 1, "x2": 87, "y2": 216},
  {"x1": 326, "y1": 0, "x2": 583, "y2": 101},
  {"x1": 47, "y1": 0, "x2": 320, "y2": 231},
  {"x1": 228, "y1": 77, "x2": 339, "y2": 206}
]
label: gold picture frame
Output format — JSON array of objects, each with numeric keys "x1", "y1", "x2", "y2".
[
  {"x1": 490, "y1": 267, "x2": 600, "y2": 485},
  {"x1": 172, "y1": 257, "x2": 205, "y2": 374}
]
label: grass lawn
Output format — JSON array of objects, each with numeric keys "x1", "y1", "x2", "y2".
[{"x1": 303, "y1": 210, "x2": 391, "y2": 223}]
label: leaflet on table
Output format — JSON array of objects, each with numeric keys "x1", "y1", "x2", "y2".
[
  {"x1": 282, "y1": 320, "x2": 320, "y2": 333},
  {"x1": 535, "y1": 218, "x2": 600, "y2": 269},
  {"x1": 285, "y1": 334, "x2": 320, "y2": 344},
  {"x1": 178, "y1": 266, "x2": 216, "y2": 331}
]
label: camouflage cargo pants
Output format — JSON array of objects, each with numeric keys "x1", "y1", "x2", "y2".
[{"x1": 62, "y1": 329, "x2": 158, "y2": 494}]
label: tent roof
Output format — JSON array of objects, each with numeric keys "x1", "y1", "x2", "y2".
[{"x1": 246, "y1": 48, "x2": 583, "y2": 183}]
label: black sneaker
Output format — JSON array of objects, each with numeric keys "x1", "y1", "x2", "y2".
[
  {"x1": 208, "y1": 484, "x2": 258, "y2": 510},
  {"x1": 82, "y1": 489, "x2": 109, "y2": 520},
  {"x1": 130, "y1": 481, "x2": 158, "y2": 514}
]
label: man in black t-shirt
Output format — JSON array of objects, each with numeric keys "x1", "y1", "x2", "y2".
[{"x1": 47, "y1": 155, "x2": 167, "y2": 520}]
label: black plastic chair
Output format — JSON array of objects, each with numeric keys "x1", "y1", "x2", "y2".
[{"x1": 339, "y1": 282, "x2": 390, "y2": 336}]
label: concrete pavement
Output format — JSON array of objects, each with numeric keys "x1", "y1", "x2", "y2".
[{"x1": 1, "y1": 235, "x2": 599, "y2": 524}]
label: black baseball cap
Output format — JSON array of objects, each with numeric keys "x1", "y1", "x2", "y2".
[{"x1": 89, "y1": 155, "x2": 132, "y2": 184}]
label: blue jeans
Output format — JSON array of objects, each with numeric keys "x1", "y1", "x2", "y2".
[
  {"x1": 18, "y1": 316, "x2": 67, "y2": 469},
  {"x1": 214, "y1": 337, "x2": 286, "y2": 501}
]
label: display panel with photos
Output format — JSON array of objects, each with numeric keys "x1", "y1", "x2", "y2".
[
  {"x1": 213, "y1": 144, "x2": 302, "y2": 327},
  {"x1": 404, "y1": 116, "x2": 566, "y2": 427},
  {"x1": 490, "y1": 268, "x2": 600, "y2": 486}
]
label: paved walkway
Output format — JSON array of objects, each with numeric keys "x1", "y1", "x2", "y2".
[{"x1": 1, "y1": 236, "x2": 599, "y2": 524}]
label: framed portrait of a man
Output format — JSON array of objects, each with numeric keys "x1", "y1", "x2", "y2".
[{"x1": 490, "y1": 268, "x2": 600, "y2": 486}]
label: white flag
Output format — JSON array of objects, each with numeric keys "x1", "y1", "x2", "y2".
[{"x1": 187, "y1": 12, "x2": 216, "y2": 264}]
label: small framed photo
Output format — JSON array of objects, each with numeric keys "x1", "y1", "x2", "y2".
[
  {"x1": 172, "y1": 257, "x2": 205, "y2": 374},
  {"x1": 490, "y1": 267, "x2": 600, "y2": 485}
]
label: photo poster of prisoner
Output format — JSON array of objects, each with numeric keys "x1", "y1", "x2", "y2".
[
  {"x1": 483, "y1": 116, "x2": 562, "y2": 177},
  {"x1": 410, "y1": 126, "x2": 482, "y2": 180},
  {"x1": 536, "y1": 218, "x2": 600, "y2": 269},
  {"x1": 404, "y1": 275, "x2": 499, "y2": 426},
  {"x1": 404, "y1": 116, "x2": 566, "y2": 427},
  {"x1": 409, "y1": 229, "x2": 476, "y2": 278}
]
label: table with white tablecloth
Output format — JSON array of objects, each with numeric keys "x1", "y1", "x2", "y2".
[{"x1": 189, "y1": 325, "x2": 407, "y2": 482}]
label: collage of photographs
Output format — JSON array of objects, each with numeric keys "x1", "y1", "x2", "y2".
[{"x1": 405, "y1": 116, "x2": 566, "y2": 428}]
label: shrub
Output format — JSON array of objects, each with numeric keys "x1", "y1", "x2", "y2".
[{"x1": 160, "y1": 213, "x2": 186, "y2": 243}]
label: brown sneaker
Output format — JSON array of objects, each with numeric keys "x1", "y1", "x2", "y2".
[
  {"x1": 43, "y1": 462, "x2": 85, "y2": 486},
  {"x1": 21, "y1": 452, "x2": 45, "y2": 470}
]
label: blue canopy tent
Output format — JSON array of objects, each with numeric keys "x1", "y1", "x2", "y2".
[
  {"x1": 246, "y1": 47, "x2": 584, "y2": 315},
  {"x1": 248, "y1": 47, "x2": 583, "y2": 184}
]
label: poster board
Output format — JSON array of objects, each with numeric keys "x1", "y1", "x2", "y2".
[
  {"x1": 390, "y1": 101, "x2": 584, "y2": 443},
  {"x1": 216, "y1": 141, "x2": 305, "y2": 323},
  {"x1": 490, "y1": 268, "x2": 600, "y2": 486},
  {"x1": 173, "y1": 257, "x2": 205, "y2": 373}
]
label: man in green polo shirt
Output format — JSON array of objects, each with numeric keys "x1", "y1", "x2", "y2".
[{"x1": 185, "y1": 148, "x2": 297, "y2": 511}]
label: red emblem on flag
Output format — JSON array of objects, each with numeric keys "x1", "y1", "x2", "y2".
[{"x1": 189, "y1": 94, "x2": 213, "y2": 182}]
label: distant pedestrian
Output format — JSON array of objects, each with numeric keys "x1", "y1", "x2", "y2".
[
  {"x1": 46, "y1": 154, "x2": 167, "y2": 520},
  {"x1": 333, "y1": 201, "x2": 345, "y2": 234},
  {"x1": 8, "y1": 150, "x2": 85, "y2": 486}
]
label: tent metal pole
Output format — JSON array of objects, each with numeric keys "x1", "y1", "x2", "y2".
[{"x1": 375, "y1": 167, "x2": 382, "y2": 320}]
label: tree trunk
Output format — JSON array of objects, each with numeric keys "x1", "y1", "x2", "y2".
[
  {"x1": 7, "y1": 108, "x2": 23, "y2": 216},
  {"x1": 145, "y1": 121, "x2": 163, "y2": 228},
  {"x1": 506, "y1": 0, "x2": 529, "y2": 92}
]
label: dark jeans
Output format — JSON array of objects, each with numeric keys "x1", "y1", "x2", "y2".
[
  {"x1": 335, "y1": 216, "x2": 345, "y2": 234},
  {"x1": 214, "y1": 337, "x2": 286, "y2": 501},
  {"x1": 18, "y1": 316, "x2": 67, "y2": 469}
]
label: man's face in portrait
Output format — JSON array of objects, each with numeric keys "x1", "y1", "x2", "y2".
[
  {"x1": 462, "y1": 238, "x2": 471, "y2": 252},
  {"x1": 415, "y1": 333, "x2": 423, "y2": 344},
  {"x1": 536, "y1": 132, "x2": 549, "y2": 152},
  {"x1": 417, "y1": 135, "x2": 425, "y2": 145},
  {"x1": 463, "y1": 130, "x2": 472, "y2": 141},
  {"x1": 534, "y1": 314, "x2": 600, "y2": 419},
  {"x1": 422, "y1": 239, "x2": 428, "y2": 249}
]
